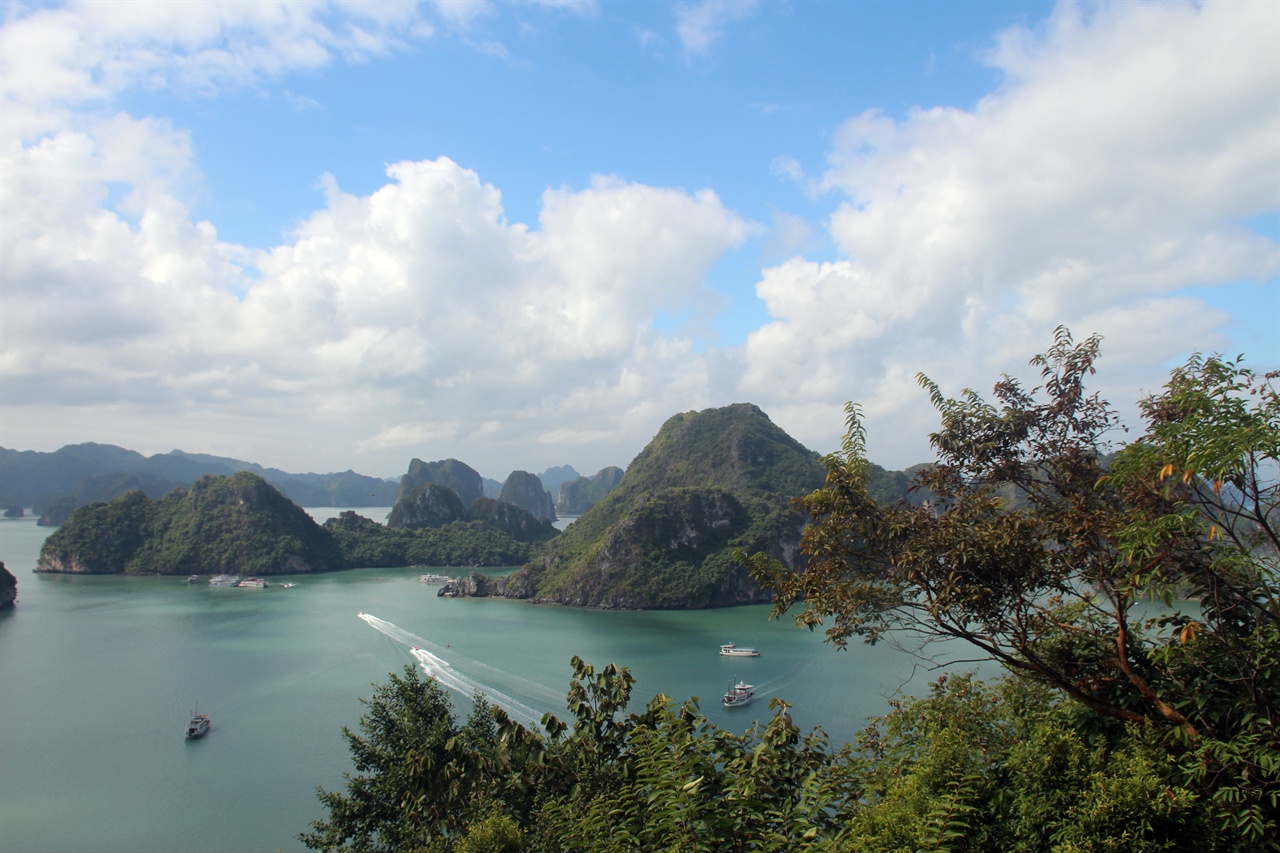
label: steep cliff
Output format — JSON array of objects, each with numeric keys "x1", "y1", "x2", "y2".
[
  {"x1": 475, "y1": 403, "x2": 826, "y2": 609},
  {"x1": 497, "y1": 471, "x2": 557, "y2": 522},
  {"x1": 556, "y1": 466, "x2": 624, "y2": 514},
  {"x1": 467, "y1": 497, "x2": 556, "y2": 543},
  {"x1": 0, "y1": 562, "x2": 16, "y2": 608},
  {"x1": 387, "y1": 483, "x2": 468, "y2": 529},
  {"x1": 396, "y1": 458, "x2": 483, "y2": 508}
]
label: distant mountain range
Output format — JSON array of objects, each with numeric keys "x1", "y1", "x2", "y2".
[
  {"x1": 0, "y1": 443, "x2": 398, "y2": 520},
  {"x1": 0, "y1": 442, "x2": 622, "y2": 526}
]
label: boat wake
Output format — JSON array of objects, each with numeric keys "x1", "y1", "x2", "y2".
[{"x1": 357, "y1": 612, "x2": 553, "y2": 729}]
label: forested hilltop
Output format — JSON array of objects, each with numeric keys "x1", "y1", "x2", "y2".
[
  {"x1": 35, "y1": 472, "x2": 538, "y2": 575},
  {"x1": 303, "y1": 336, "x2": 1279, "y2": 852},
  {"x1": 462, "y1": 403, "x2": 829, "y2": 608}
]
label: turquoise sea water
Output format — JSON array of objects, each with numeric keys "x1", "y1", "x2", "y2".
[{"x1": 0, "y1": 510, "x2": 961, "y2": 853}]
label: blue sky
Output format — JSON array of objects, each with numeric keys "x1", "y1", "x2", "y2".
[{"x1": 1, "y1": 0, "x2": 1277, "y2": 481}]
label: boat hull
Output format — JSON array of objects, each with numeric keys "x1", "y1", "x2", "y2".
[
  {"x1": 722, "y1": 681, "x2": 755, "y2": 708},
  {"x1": 185, "y1": 714, "x2": 210, "y2": 738}
]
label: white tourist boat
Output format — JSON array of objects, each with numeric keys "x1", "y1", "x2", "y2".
[
  {"x1": 208, "y1": 574, "x2": 240, "y2": 587},
  {"x1": 723, "y1": 680, "x2": 754, "y2": 708},
  {"x1": 719, "y1": 643, "x2": 759, "y2": 657},
  {"x1": 419, "y1": 573, "x2": 453, "y2": 584},
  {"x1": 237, "y1": 577, "x2": 267, "y2": 588},
  {"x1": 185, "y1": 710, "x2": 210, "y2": 739}
]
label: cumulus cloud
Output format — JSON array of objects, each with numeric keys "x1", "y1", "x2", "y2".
[
  {"x1": 1, "y1": 0, "x2": 1276, "y2": 480},
  {"x1": 0, "y1": 1, "x2": 428, "y2": 120},
  {"x1": 742, "y1": 0, "x2": 1279, "y2": 466},
  {"x1": 2, "y1": 148, "x2": 750, "y2": 472}
]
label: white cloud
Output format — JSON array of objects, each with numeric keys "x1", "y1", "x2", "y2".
[
  {"x1": 741, "y1": 0, "x2": 1279, "y2": 467},
  {"x1": 432, "y1": 0, "x2": 497, "y2": 29},
  {"x1": 674, "y1": 0, "x2": 759, "y2": 56},
  {"x1": 2, "y1": 0, "x2": 1276, "y2": 482},
  {"x1": 0, "y1": 0, "x2": 429, "y2": 121},
  {"x1": 2, "y1": 146, "x2": 750, "y2": 473}
]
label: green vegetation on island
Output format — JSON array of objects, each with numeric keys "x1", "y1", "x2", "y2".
[
  {"x1": 28, "y1": 402, "x2": 920, "y2": 608},
  {"x1": 305, "y1": 333, "x2": 1279, "y2": 852},
  {"x1": 492, "y1": 403, "x2": 827, "y2": 609},
  {"x1": 36, "y1": 472, "x2": 540, "y2": 576},
  {"x1": 37, "y1": 472, "x2": 342, "y2": 575}
]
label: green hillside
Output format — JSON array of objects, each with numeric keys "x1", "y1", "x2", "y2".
[{"x1": 506, "y1": 403, "x2": 826, "y2": 608}]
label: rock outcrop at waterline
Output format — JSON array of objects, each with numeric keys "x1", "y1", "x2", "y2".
[{"x1": 1, "y1": 562, "x2": 16, "y2": 608}]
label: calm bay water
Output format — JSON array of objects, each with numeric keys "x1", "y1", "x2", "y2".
[{"x1": 1, "y1": 510, "x2": 958, "y2": 853}]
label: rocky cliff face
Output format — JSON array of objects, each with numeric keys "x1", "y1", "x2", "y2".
[
  {"x1": 467, "y1": 497, "x2": 556, "y2": 543},
  {"x1": 446, "y1": 403, "x2": 826, "y2": 610},
  {"x1": 543, "y1": 488, "x2": 756, "y2": 609},
  {"x1": 0, "y1": 562, "x2": 16, "y2": 607},
  {"x1": 387, "y1": 483, "x2": 468, "y2": 529},
  {"x1": 498, "y1": 471, "x2": 556, "y2": 522},
  {"x1": 556, "y1": 467, "x2": 624, "y2": 514},
  {"x1": 396, "y1": 458, "x2": 483, "y2": 509}
]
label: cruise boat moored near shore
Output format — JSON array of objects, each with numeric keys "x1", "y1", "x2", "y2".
[
  {"x1": 719, "y1": 643, "x2": 759, "y2": 657},
  {"x1": 208, "y1": 574, "x2": 240, "y2": 587},
  {"x1": 419, "y1": 573, "x2": 453, "y2": 584}
]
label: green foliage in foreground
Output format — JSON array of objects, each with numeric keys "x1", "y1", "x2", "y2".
[
  {"x1": 305, "y1": 333, "x2": 1277, "y2": 851},
  {"x1": 747, "y1": 330, "x2": 1279, "y2": 844},
  {"x1": 304, "y1": 661, "x2": 1262, "y2": 853}
]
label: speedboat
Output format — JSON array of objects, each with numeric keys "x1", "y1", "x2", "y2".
[
  {"x1": 719, "y1": 643, "x2": 759, "y2": 657},
  {"x1": 186, "y1": 575, "x2": 200, "y2": 584},
  {"x1": 185, "y1": 711, "x2": 210, "y2": 739},
  {"x1": 723, "y1": 680, "x2": 754, "y2": 708}
]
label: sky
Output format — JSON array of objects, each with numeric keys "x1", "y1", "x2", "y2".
[{"x1": 1, "y1": 0, "x2": 1277, "y2": 482}]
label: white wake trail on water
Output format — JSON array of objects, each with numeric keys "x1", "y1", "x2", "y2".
[{"x1": 357, "y1": 613, "x2": 553, "y2": 730}]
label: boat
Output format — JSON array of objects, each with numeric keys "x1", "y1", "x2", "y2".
[
  {"x1": 237, "y1": 578, "x2": 267, "y2": 588},
  {"x1": 185, "y1": 710, "x2": 210, "y2": 739},
  {"x1": 419, "y1": 573, "x2": 453, "y2": 584},
  {"x1": 719, "y1": 643, "x2": 759, "y2": 657},
  {"x1": 723, "y1": 680, "x2": 754, "y2": 708},
  {"x1": 186, "y1": 575, "x2": 200, "y2": 584},
  {"x1": 278, "y1": 583, "x2": 295, "y2": 588},
  {"x1": 208, "y1": 574, "x2": 240, "y2": 587}
]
